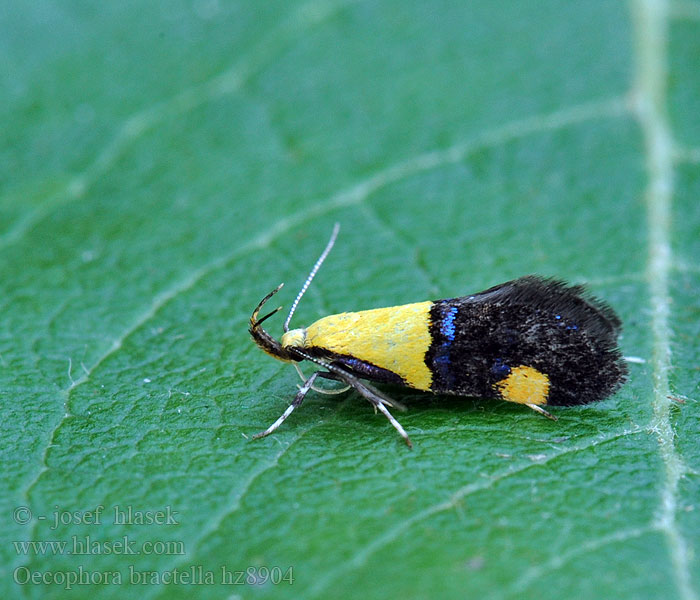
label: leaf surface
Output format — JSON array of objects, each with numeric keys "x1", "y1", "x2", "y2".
[{"x1": 1, "y1": 1, "x2": 698, "y2": 599}]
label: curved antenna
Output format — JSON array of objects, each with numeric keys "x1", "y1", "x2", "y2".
[
  {"x1": 250, "y1": 283, "x2": 284, "y2": 328},
  {"x1": 283, "y1": 222, "x2": 340, "y2": 332}
]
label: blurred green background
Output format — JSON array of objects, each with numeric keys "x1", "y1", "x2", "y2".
[{"x1": 1, "y1": 1, "x2": 698, "y2": 599}]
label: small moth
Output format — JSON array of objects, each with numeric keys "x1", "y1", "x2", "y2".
[{"x1": 249, "y1": 224, "x2": 627, "y2": 447}]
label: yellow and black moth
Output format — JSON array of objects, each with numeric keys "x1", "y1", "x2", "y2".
[{"x1": 249, "y1": 225, "x2": 627, "y2": 447}]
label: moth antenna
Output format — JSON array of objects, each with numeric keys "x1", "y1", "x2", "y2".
[
  {"x1": 253, "y1": 305, "x2": 283, "y2": 328},
  {"x1": 283, "y1": 222, "x2": 340, "y2": 332},
  {"x1": 250, "y1": 283, "x2": 284, "y2": 326}
]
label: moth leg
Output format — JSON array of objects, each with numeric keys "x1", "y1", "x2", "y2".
[
  {"x1": 336, "y1": 374, "x2": 407, "y2": 412},
  {"x1": 335, "y1": 373, "x2": 412, "y2": 448},
  {"x1": 373, "y1": 399, "x2": 413, "y2": 449},
  {"x1": 253, "y1": 371, "x2": 320, "y2": 439},
  {"x1": 526, "y1": 403, "x2": 558, "y2": 421},
  {"x1": 295, "y1": 363, "x2": 351, "y2": 395},
  {"x1": 318, "y1": 369, "x2": 406, "y2": 409},
  {"x1": 316, "y1": 370, "x2": 407, "y2": 411}
]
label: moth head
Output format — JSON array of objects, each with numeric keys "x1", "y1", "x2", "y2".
[
  {"x1": 280, "y1": 328, "x2": 307, "y2": 350},
  {"x1": 250, "y1": 223, "x2": 339, "y2": 363},
  {"x1": 248, "y1": 284, "x2": 298, "y2": 362}
]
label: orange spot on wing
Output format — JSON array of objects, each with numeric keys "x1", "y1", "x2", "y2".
[{"x1": 496, "y1": 365, "x2": 550, "y2": 405}]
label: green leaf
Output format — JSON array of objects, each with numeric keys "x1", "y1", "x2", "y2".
[{"x1": 2, "y1": 1, "x2": 698, "y2": 599}]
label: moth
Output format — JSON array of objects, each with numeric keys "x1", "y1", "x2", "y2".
[{"x1": 249, "y1": 225, "x2": 627, "y2": 447}]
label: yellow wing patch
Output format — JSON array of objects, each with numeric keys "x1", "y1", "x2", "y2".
[
  {"x1": 495, "y1": 365, "x2": 550, "y2": 405},
  {"x1": 304, "y1": 301, "x2": 433, "y2": 390}
]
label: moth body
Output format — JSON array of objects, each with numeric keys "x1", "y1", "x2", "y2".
[{"x1": 248, "y1": 226, "x2": 627, "y2": 447}]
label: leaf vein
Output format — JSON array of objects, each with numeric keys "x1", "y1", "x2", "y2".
[
  {"x1": 509, "y1": 526, "x2": 653, "y2": 595},
  {"x1": 308, "y1": 428, "x2": 645, "y2": 597},
  {"x1": 632, "y1": 1, "x2": 696, "y2": 598},
  {"x1": 0, "y1": 0, "x2": 355, "y2": 253},
  {"x1": 19, "y1": 93, "x2": 634, "y2": 513}
]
